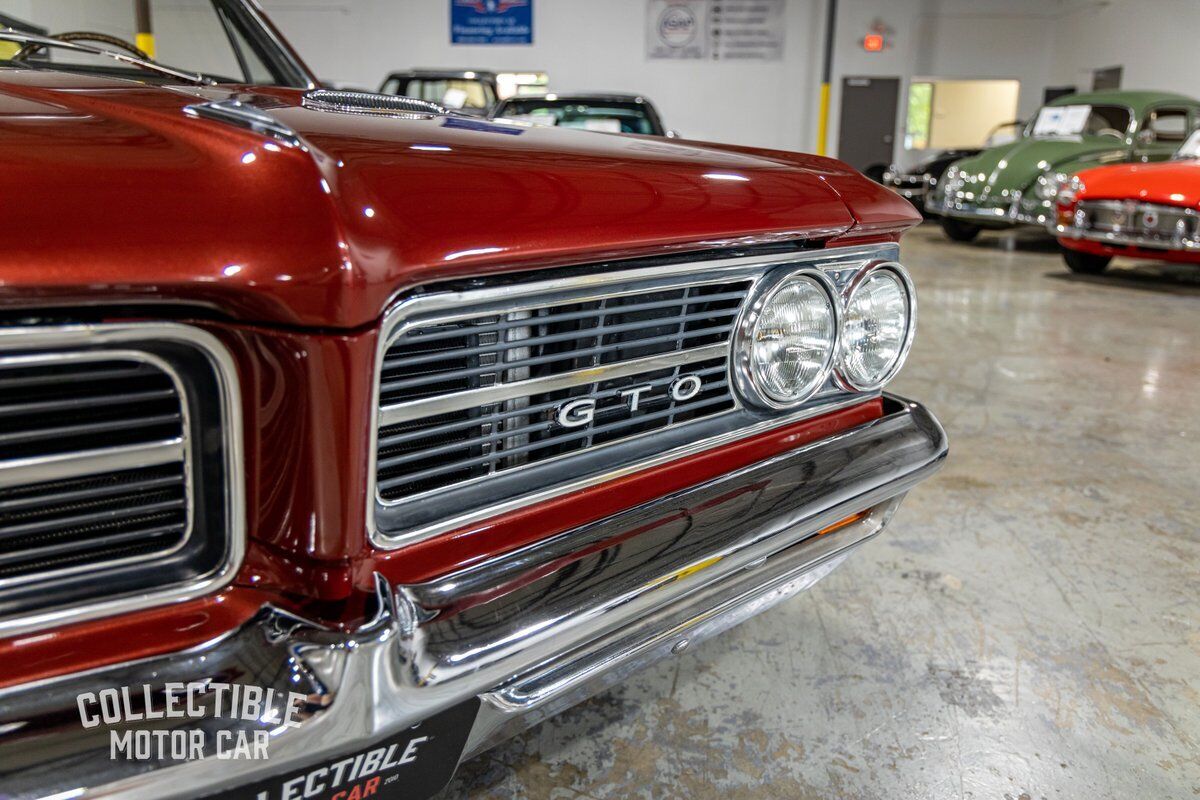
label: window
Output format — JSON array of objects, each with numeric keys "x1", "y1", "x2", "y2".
[
  {"x1": 389, "y1": 78, "x2": 495, "y2": 111},
  {"x1": 904, "y1": 82, "x2": 932, "y2": 150},
  {"x1": 1148, "y1": 108, "x2": 1190, "y2": 143}
]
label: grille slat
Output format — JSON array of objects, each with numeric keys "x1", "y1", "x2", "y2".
[
  {"x1": 382, "y1": 322, "x2": 736, "y2": 393},
  {"x1": 382, "y1": 289, "x2": 749, "y2": 356},
  {"x1": 0, "y1": 356, "x2": 190, "y2": 584},
  {"x1": 376, "y1": 281, "x2": 749, "y2": 502}
]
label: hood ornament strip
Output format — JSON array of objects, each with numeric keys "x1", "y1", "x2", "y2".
[{"x1": 302, "y1": 88, "x2": 446, "y2": 118}]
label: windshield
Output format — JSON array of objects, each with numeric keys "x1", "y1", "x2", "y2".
[
  {"x1": 0, "y1": 0, "x2": 308, "y2": 87},
  {"x1": 381, "y1": 76, "x2": 495, "y2": 111},
  {"x1": 496, "y1": 98, "x2": 661, "y2": 135},
  {"x1": 1031, "y1": 104, "x2": 1132, "y2": 139}
]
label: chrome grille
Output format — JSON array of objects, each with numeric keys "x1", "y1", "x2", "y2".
[
  {"x1": 371, "y1": 243, "x2": 899, "y2": 544},
  {"x1": 1078, "y1": 200, "x2": 1199, "y2": 248},
  {"x1": 376, "y1": 282, "x2": 749, "y2": 501},
  {"x1": 0, "y1": 356, "x2": 188, "y2": 583}
]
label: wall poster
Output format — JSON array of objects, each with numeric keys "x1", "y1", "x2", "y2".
[
  {"x1": 646, "y1": 0, "x2": 784, "y2": 61},
  {"x1": 451, "y1": 0, "x2": 533, "y2": 45}
]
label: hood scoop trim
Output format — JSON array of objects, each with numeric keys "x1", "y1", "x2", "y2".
[
  {"x1": 183, "y1": 99, "x2": 303, "y2": 148},
  {"x1": 302, "y1": 89, "x2": 446, "y2": 119}
]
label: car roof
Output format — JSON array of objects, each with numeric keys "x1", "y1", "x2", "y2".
[
  {"x1": 385, "y1": 69, "x2": 498, "y2": 80},
  {"x1": 502, "y1": 92, "x2": 650, "y2": 104},
  {"x1": 1048, "y1": 89, "x2": 1200, "y2": 111}
]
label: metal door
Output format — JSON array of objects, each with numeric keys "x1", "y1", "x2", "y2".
[{"x1": 837, "y1": 76, "x2": 900, "y2": 175}]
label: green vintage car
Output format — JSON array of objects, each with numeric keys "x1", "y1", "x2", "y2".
[{"x1": 927, "y1": 90, "x2": 1200, "y2": 241}]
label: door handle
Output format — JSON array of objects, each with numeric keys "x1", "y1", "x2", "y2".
[{"x1": 883, "y1": 134, "x2": 894, "y2": 144}]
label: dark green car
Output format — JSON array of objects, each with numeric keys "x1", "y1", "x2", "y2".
[{"x1": 926, "y1": 90, "x2": 1200, "y2": 241}]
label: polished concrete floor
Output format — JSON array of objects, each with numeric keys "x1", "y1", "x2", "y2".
[{"x1": 441, "y1": 223, "x2": 1200, "y2": 799}]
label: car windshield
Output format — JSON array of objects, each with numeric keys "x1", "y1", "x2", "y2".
[
  {"x1": 1030, "y1": 104, "x2": 1132, "y2": 139},
  {"x1": 0, "y1": 0, "x2": 305, "y2": 86},
  {"x1": 381, "y1": 76, "x2": 495, "y2": 111},
  {"x1": 496, "y1": 98, "x2": 659, "y2": 135}
]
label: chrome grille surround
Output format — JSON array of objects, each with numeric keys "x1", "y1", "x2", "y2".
[
  {"x1": 370, "y1": 243, "x2": 898, "y2": 547},
  {"x1": 0, "y1": 323, "x2": 243, "y2": 636},
  {"x1": 1068, "y1": 199, "x2": 1200, "y2": 250}
]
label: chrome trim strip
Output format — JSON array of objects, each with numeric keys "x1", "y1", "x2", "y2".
[
  {"x1": 379, "y1": 343, "x2": 728, "y2": 425},
  {"x1": 0, "y1": 437, "x2": 183, "y2": 490},
  {"x1": 368, "y1": 244, "x2": 899, "y2": 547},
  {"x1": 0, "y1": 323, "x2": 244, "y2": 637}
]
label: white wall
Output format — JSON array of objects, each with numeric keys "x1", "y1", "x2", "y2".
[
  {"x1": 263, "y1": 0, "x2": 825, "y2": 152},
  {"x1": 1050, "y1": 0, "x2": 1200, "y2": 98}
]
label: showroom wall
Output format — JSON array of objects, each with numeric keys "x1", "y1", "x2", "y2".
[
  {"x1": 1050, "y1": 0, "x2": 1200, "y2": 98},
  {"x1": 263, "y1": 0, "x2": 1200, "y2": 162},
  {"x1": 262, "y1": 0, "x2": 827, "y2": 152}
]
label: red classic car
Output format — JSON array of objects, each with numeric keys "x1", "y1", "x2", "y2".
[
  {"x1": 1052, "y1": 130, "x2": 1200, "y2": 272},
  {"x1": 0, "y1": 2, "x2": 945, "y2": 799}
]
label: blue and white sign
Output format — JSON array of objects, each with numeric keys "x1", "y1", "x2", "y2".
[{"x1": 451, "y1": 0, "x2": 533, "y2": 45}]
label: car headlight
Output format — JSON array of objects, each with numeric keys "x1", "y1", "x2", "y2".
[
  {"x1": 837, "y1": 264, "x2": 916, "y2": 391},
  {"x1": 1035, "y1": 171, "x2": 1069, "y2": 202},
  {"x1": 734, "y1": 271, "x2": 838, "y2": 407}
]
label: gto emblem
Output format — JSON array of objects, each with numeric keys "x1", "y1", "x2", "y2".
[{"x1": 555, "y1": 374, "x2": 704, "y2": 428}]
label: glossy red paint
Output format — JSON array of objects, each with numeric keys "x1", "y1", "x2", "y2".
[
  {"x1": 0, "y1": 70, "x2": 916, "y2": 329},
  {"x1": 1057, "y1": 159, "x2": 1200, "y2": 263},
  {"x1": 0, "y1": 586, "x2": 273, "y2": 690},
  {"x1": 360, "y1": 399, "x2": 884, "y2": 587}
]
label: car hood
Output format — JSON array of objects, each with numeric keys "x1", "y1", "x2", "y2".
[
  {"x1": 0, "y1": 72, "x2": 913, "y2": 328},
  {"x1": 1075, "y1": 159, "x2": 1200, "y2": 209},
  {"x1": 949, "y1": 137, "x2": 1128, "y2": 204}
]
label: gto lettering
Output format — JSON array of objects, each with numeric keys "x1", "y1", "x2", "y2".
[
  {"x1": 554, "y1": 374, "x2": 705, "y2": 428},
  {"x1": 670, "y1": 375, "x2": 703, "y2": 401},
  {"x1": 556, "y1": 398, "x2": 596, "y2": 428}
]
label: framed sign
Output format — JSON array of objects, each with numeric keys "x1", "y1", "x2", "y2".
[
  {"x1": 451, "y1": 0, "x2": 533, "y2": 45},
  {"x1": 646, "y1": 0, "x2": 784, "y2": 61}
]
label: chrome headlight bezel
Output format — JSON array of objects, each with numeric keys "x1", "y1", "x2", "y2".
[
  {"x1": 834, "y1": 262, "x2": 918, "y2": 393},
  {"x1": 732, "y1": 267, "x2": 840, "y2": 410}
]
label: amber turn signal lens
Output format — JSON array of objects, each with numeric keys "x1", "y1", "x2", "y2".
[{"x1": 816, "y1": 510, "x2": 869, "y2": 536}]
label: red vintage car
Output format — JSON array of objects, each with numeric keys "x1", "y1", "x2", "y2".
[
  {"x1": 0, "y1": 3, "x2": 945, "y2": 799},
  {"x1": 1052, "y1": 131, "x2": 1200, "y2": 272}
]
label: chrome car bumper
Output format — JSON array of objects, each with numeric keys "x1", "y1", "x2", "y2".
[
  {"x1": 0, "y1": 396, "x2": 946, "y2": 800},
  {"x1": 927, "y1": 196, "x2": 1049, "y2": 227}
]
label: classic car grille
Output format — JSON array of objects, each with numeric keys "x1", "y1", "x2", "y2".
[
  {"x1": 376, "y1": 282, "x2": 749, "y2": 501},
  {"x1": 0, "y1": 357, "x2": 188, "y2": 581},
  {"x1": 1077, "y1": 200, "x2": 1198, "y2": 247}
]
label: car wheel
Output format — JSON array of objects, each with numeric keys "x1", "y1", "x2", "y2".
[
  {"x1": 1062, "y1": 249, "x2": 1111, "y2": 274},
  {"x1": 940, "y1": 217, "x2": 982, "y2": 242}
]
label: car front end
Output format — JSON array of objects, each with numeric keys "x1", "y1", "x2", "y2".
[{"x1": 0, "y1": 6, "x2": 945, "y2": 799}]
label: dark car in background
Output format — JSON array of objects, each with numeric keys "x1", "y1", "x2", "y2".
[
  {"x1": 380, "y1": 69, "x2": 499, "y2": 115},
  {"x1": 881, "y1": 121, "x2": 1024, "y2": 213},
  {"x1": 490, "y1": 92, "x2": 674, "y2": 136}
]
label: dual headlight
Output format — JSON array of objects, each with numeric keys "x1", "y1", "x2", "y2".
[{"x1": 734, "y1": 263, "x2": 915, "y2": 409}]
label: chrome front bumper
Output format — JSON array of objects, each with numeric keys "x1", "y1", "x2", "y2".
[
  {"x1": 0, "y1": 396, "x2": 946, "y2": 800},
  {"x1": 928, "y1": 195, "x2": 1050, "y2": 227}
]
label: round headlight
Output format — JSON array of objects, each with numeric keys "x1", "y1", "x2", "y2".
[
  {"x1": 736, "y1": 272, "x2": 837, "y2": 407},
  {"x1": 838, "y1": 265, "x2": 915, "y2": 391}
]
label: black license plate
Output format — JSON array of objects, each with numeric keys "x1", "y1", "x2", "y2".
[{"x1": 208, "y1": 699, "x2": 479, "y2": 800}]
